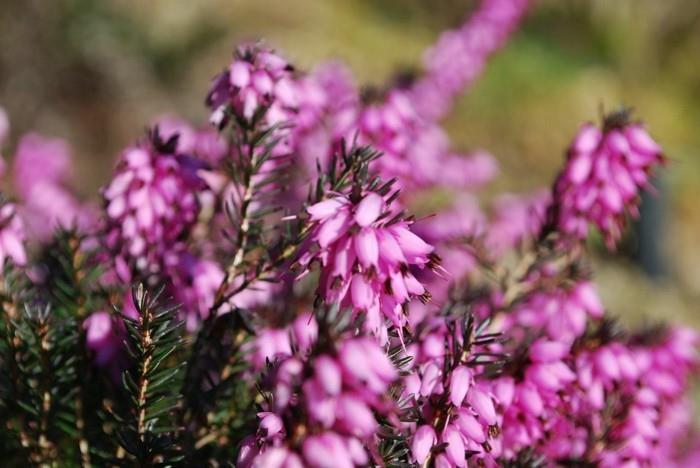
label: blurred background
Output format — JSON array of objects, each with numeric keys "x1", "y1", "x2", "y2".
[{"x1": 0, "y1": 0, "x2": 699, "y2": 328}]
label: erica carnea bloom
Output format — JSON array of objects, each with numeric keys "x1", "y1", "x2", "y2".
[
  {"x1": 102, "y1": 132, "x2": 202, "y2": 282},
  {"x1": 504, "y1": 280, "x2": 604, "y2": 344},
  {"x1": 409, "y1": 0, "x2": 531, "y2": 121},
  {"x1": 359, "y1": 90, "x2": 498, "y2": 190},
  {"x1": 496, "y1": 325, "x2": 699, "y2": 465},
  {"x1": 402, "y1": 316, "x2": 502, "y2": 465},
  {"x1": 486, "y1": 189, "x2": 550, "y2": 254},
  {"x1": 206, "y1": 44, "x2": 297, "y2": 130},
  {"x1": 299, "y1": 191, "x2": 440, "y2": 343},
  {"x1": 239, "y1": 334, "x2": 397, "y2": 467},
  {"x1": 0, "y1": 199, "x2": 27, "y2": 267},
  {"x1": 12, "y1": 133, "x2": 95, "y2": 241},
  {"x1": 549, "y1": 112, "x2": 665, "y2": 248}
]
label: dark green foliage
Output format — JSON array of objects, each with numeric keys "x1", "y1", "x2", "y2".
[
  {"x1": 39, "y1": 228, "x2": 106, "y2": 321},
  {"x1": 112, "y1": 285, "x2": 184, "y2": 467},
  {"x1": 0, "y1": 262, "x2": 80, "y2": 466},
  {"x1": 178, "y1": 311, "x2": 255, "y2": 464}
]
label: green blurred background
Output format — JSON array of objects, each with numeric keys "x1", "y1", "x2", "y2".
[{"x1": 1, "y1": 0, "x2": 699, "y2": 327}]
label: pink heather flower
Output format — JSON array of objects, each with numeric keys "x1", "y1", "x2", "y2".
[
  {"x1": 550, "y1": 117, "x2": 665, "y2": 248},
  {"x1": 409, "y1": 0, "x2": 531, "y2": 121},
  {"x1": 486, "y1": 189, "x2": 551, "y2": 254},
  {"x1": 401, "y1": 317, "x2": 502, "y2": 463},
  {"x1": 102, "y1": 138, "x2": 202, "y2": 282},
  {"x1": 10, "y1": 133, "x2": 95, "y2": 241},
  {"x1": 84, "y1": 311, "x2": 122, "y2": 367},
  {"x1": 242, "y1": 335, "x2": 397, "y2": 467},
  {"x1": 206, "y1": 44, "x2": 297, "y2": 129},
  {"x1": 299, "y1": 191, "x2": 438, "y2": 342},
  {"x1": 411, "y1": 425, "x2": 437, "y2": 464},
  {"x1": 0, "y1": 200, "x2": 27, "y2": 267},
  {"x1": 168, "y1": 253, "x2": 225, "y2": 329},
  {"x1": 248, "y1": 313, "x2": 322, "y2": 370},
  {"x1": 12, "y1": 133, "x2": 72, "y2": 196},
  {"x1": 495, "y1": 323, "x2": 699, "y2": 464},
  {"x1": 83, "y1": 299, "x2": 139, "y2": 378},
  {"x1": 292, "y1": 62, "x2": 360, "y2": 175},
  {"x1": 502, "y1": 280, "x2": 604, "y2": 344},
  {"x1": 358, "y1": 90, "x2": 498, "y2": 190}
]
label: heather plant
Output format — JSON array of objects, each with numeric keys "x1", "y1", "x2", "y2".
[{"x1": 0, "y1": 0, "x2": 698, "y2": 467}]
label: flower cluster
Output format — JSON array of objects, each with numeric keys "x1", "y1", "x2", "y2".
[
  {"x1": 409, "y1": 0, "x2": 531, "y2": 121},
  {"x1": 494, "y1": 325, "x2": 699, "y2": 465},
  {"x1": 239, "y1": 334, "x2": 398, "y2": 467},
  {"x1": 402, "y1": 316, "x2": 503, "y2": 466},
  {"x1": 299, "y1": 191, "x2": 439, "y2": 343},
  {"x1": 550, "y1": 113, "x2": 665, "y2": 247},
  {"x1": 206, "y1": 44, "x2": 297, "y2": 131},
  {"x1": 359, "y1": 90, "x2": 499, "y2": 191},
  {"x1": 0, "y1": 1, "x2": 698, "y2": 467},
  {"x1": 101, "y1": 134, "x2": 203, "y2": 282}
]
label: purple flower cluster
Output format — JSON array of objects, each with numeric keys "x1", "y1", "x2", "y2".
[
  {"x1": 494, "y1": 326, "x2": 699, "y2": 465},
  {"x1": 299, "y1": 191, "x2": 439, "y2": 343},
  {"x1": 206, "y1": 44, "x2": 297, "y2": 132},
  {"x1": 2, "y1": 1, "x2": 698, "y2": 466},
  {"x1": 409, "y1": 0, "x2": 531, "y2": 121},
  {"x1": 358, "y1": 90, "x2": 498, "y2": 190},
  {"x1": 102, "y1": 138, "x2": 202, "y2": 282},
  {"x1": 239, "y1": 335, "x2": 397, "y2": 467},
  {"x1": 402, "y1": 317, "x2": 502, "y2": 466},
  {"x1": 551, "y1": 117, "x2": 665, "y2": 248}
]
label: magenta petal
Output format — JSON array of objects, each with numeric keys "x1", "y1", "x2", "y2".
[
  {"x1": 412, "y1": 425, "x2": 437, "y2": 464},
  {"x1": 449, "y1": 365, "x2": 472, "y2": 407},
  {"x1": 625, "y1": 125, "x2": 661, "y2": 156},
  {"x1": 350, "y1": 274, "x2": 374, "y2": 310},
  {"x1": 308, "y1": 197, "x2": 346, "y2": 220},
  {"x1": 315, "y1": 356, "x2": 342, "y2": 395},
  {"x1": 572, "y1": 124, "x2": 602, "y2": 154},
  {"x1": 336, "y1": 395, "x2": 376, "y2": 437},
  {"x1": 529, "y1": 339, "x2": 569, "y2": 363},
  {"x1": 354, "y1": 228, "x2": 379, "y2": 269},
  {"x1": 230, "y1": 61, "x2": 251, "y2": 88},
  {"x1": 468, "y1": 388, "x2": 497, "y2": 425},
  {"x1": 354, "y1": 193, "x2": 384, "y2": 227},
  {"x1": 443, "y1": 425, "x2": 466, "y2": 467},
  {"x1": 568, "y1": 154, "x2": 593, "y2": 184},
  {"x1": 456, "y1": 408, "x2": 486, "y2": 443},
  {"x1": 392, "y1": 225, "x2": 434, "y2": 261},
  {"x1": 316, "y1": 211, "x2": 350, "y2": 248}
]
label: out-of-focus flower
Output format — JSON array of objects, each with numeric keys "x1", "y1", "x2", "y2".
[
  {"x1": 0, "y1": 200, "x2": 27, "y2": 267},
  {"x1": 84, "y1": 311, "x2": 122, "y2": 367},
  {"x1": 359, "y1": 90, "x2": 499, "y2": 190},
  {"x1": 206, "y1": 44, "x2": 297, "y2": 130},
  {"x1": 409, "y1": 0, "x2": 531, "y2": 121},
  {"x1": 401, "y1": 316, "x2": 502, "y2": 465},
  {"x1": 154, "y1": 115, "x2": 228, "y2": 164},
  {"x1": 11, "y1": 134, "x2": 95, "y2": 241},
  {"x1": 503, "y1": 281, "x2": 604, "y2": 344},
  {"x1": 487, "y1": 189, "x2": 550, "y2": 254},
  {"x1": 239, "y1": 335, "x2": 397, "y2": 467}
]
